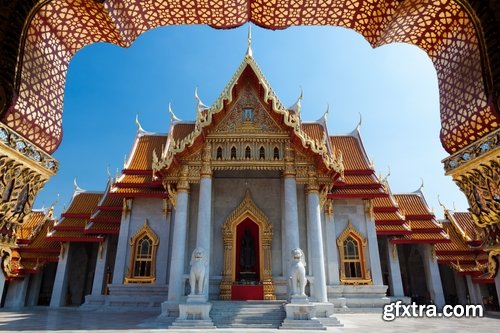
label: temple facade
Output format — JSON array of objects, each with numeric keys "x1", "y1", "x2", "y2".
[{"x1": 1, "y1": 50, "x2": 498, "y2": 326}]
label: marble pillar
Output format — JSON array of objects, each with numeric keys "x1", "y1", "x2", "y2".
[
  {"x1": 465, "y1": 275, "x2": 481, "y2": 305},
  {"x1": 113, "y1": 199, "x2": 133, "y2": 284},
  {"x1": 0, "y1": 273, "x2": 6, "y2": 304},
  {"x1": 284, "y1": 176, "x2": 300, "y2": 264},
  {"x1": 4, "y1": 276, "x2": 30, "y2": 308},
  {"x1": 155, "y1": 202, "x2": 171, "y2": 285},
  {"x1": 167, "y1": 182, "x2": 190, "y2": 302},
  {"x1": 91, "y1": 238, "x2": 109, "y2": 296},
  {"x1": 386, "y1": 239, "x2": 404, "y2": 297},
  {"x1": 453, "y1": 272, "x2": 467, "y2": 305},
  {"x1": 306, "y1": 184, "x2": 327, "y2": 302},
  {"x1": 365, "y1": 209, "x2": 383, "y2": 286},
  {"x1": 50, "y1": 243, "x2": 71, "y2": 308},
  {"x1": 26, "y1": 273, "x2": 43, "y2": 306},
  {"x1": 324, "y1": 205, "x2": 340, "y2": 285},
  {"x1": 195, "y1": 175, "x2": 212, "y2": 300},
  {"x1": 421, "y1": 244, "x2": 445, "y2": 308}
]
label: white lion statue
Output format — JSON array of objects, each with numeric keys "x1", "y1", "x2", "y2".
[
  {"x1": 189, "y1": 247, "x2": 207, "y2": 295},
  {"x1": 289, "y1": 248, "x2": 307, "y2": 296}
]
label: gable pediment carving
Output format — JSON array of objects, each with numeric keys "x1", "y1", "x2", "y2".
[{"x1": 212, "y1": 84, "x2": 283, "y2": 134}]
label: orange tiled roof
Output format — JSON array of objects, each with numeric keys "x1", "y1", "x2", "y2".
[
  {"x1": 172, "y1": 123, "x2": 195, "y2": 142},
  {"x1": 394, "y1": 194, "x2": 433, "y2": 217},
  {"x1": 406, "y1": 219, "x2": 443, "y2": 232},
  {"x1": 110, "y1": 186, "x2": 167, "y2": 197},
  {"x1": 46, "y1": 230, "x2": 102, "y2": 242},
  {"x1": 375, "y1": 224, "x2": 411, "y2": 235},
  {"x1": 391, "y1": 231, "x2": 450, "y2": 244},
  {"x1": 301, "y1": 123, "x2": 324, "y2": 143},
  {"x1": 85, "y1": 222, "x2": 120, "y2": 235},
  {"x1": 62, "y1": 192, "x2": 102, "y2": 216},
  {"x1": 127, "y1": 134, "x2": 168, "y2": 171},
  {"x1": 329, "y1": 136, "x2": 371, "y2": 171},
  {"x1": 374, "y1": 211, "x2": 406, "y2": 224},
  {"x1": 329, "y1": 187, "x2": 385, "y2": 198},
  {"x1": 373, "y1": 196, "x2": 399, "y2": 211},
  {"x1": 435, "y1": 221, "x2": 474, "y2": 253},
  {"x1": 17, "y1": 211, "x2": 46, "y2": 240}
]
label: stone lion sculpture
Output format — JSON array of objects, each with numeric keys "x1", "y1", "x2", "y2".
[
  {"x1": 189, "y1": 247, "x2": 207, "y2": 295},
  {"x1": 289, "y1": 248, "x2": 307, "y2": 296}
]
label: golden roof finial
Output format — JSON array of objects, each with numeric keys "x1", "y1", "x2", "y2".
[
  {"x1": 246, "y1": 24, "x2": 253, "y2": 58},
  {"x1": 357, "y1": 112, "x2": 362, "y2": 130}
]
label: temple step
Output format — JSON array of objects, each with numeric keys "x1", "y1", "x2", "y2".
[{"x1": 210, "y1": 301, "x2": 286, "y2": 329}]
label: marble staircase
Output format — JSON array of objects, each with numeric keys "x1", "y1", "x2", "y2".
[{"x1": 210, "y1": 300, "x2": 286, "y2": 329}]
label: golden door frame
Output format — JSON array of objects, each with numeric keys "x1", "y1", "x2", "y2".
[{"x1": 220, "y1": 190, "x2": 275, "y2": 300}]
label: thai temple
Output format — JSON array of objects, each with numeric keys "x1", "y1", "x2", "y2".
[{"x1": 0, "y1": 43, "x2": 498, "y2": 329}]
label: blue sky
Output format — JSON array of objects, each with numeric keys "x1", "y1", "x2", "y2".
[{"x1": 34, "y1": 24, "x2": 468, "y2": 217}]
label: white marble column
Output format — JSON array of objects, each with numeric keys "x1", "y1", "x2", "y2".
[
  {"x1": 365, "y1": 203, "x2": 383, "y2": 286},
  {"x1": 113, "y1": 199, "x2": 133, "y2": 284},
  {"x1": 0, "y1": 272, "x2": 6, "y2": 303},
  {"x1": 386, "y1": 239, "x2": 404, "y2": 297},
  {"x1": 284, "y1": 176, "x2": 300, "y2": 262},
  {"x1": 465, "y1": 275, "x2": 482, "y2": 304},
  {"x1": 453, "y1": 272, "x2": 467, "y2": 305},
  {"x1": 154, "y1": 200, "x2": 171, "y2": 286},
  {"x1": 4, "y1": 276, "x2": 30, "y2": 309},
  {"x1": 157, "y1": 205, "x2": 172, "y2": 285},
  {"x1": 167, "y1": 176, "x2": 190, "y2": 302},
  {"x1": 91, "y1": 238, "x2": 110, "y2": 295},
  {"x1": 306, "y1": 179, "x2": 327, "y2": 302},
  {"x1": 195, "y1": 174, "x2": 212, "y2": 300},
  {"x1": 324, "y1": 202, "x2": 340, "y2": 285},
  {"x1": 50, "y1": 243, "x2": 71, "y2": 307},
  {"x1": 421, "y1": 244, "x2": 445, "y2": 308},
  {"x1": 26, "y1": 273, "x2": 43, "y2": 306}
]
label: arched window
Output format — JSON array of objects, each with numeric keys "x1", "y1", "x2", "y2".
[
  {"x1": 337, "y1": 221, "x2": 371, "y2": 284},
  {"x1": 125, "y1": 221, "x2": 159, "y2": 283},
  {"x1": 245, "y1": 146, "x2": 251, "y2": 159},
  {"x1": 231, "y1": 146, "x2": 237, "y2": 160},
  {"x1": 259, "y1": 146, "x2": 265, "y2": 160},
  {"x1": 273, "y1": 147, "x2": 279, "y2": 160},
  {"x1": 134, "y1": 235, "x2": 153, "y2": 277},
  {"x1": 343, "y1": 236, "x2": 362, "y2": 278},
  {"x1": 216, "y1": 146, "x2": 223, "y2": 160}
]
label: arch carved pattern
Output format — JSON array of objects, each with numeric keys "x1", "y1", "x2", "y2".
[
  {"x1": 0, "y1": 0, "x2": 497, "y2": 154},
  {"x1": 220, "y1": 190, "x2": 275, "y2": 300}
]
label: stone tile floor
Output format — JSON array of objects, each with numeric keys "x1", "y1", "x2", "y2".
[{"x1": 0, "y1": 307, "x2": 498, "y2": 332}]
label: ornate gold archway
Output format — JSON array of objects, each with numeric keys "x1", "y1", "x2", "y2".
[{"x1": 220, "y1": 190, "x2": 275, "y2": 300}]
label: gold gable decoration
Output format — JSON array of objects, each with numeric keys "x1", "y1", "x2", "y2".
[
  {"x1": 125, "y1": 219, "x2": 159, "y2": 284},
  {"x1": 220, "y1": 189, "x2": 275, "y2": 300},
  {"x1": 336, "y1": 221, "x2": 372, "y2": 285},
  {"x1": 152, "y1": 53, "x2": 344, "y2": 178}
]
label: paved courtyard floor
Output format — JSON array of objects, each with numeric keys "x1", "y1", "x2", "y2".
[{"x1": 0, "y1": 307, "x2": 498, "y2": 333}]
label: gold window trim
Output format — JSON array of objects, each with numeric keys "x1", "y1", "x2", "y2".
[
  {"x1": 220, "y1": 189, "x2": 275, "y2": 300},
  {"x1": 336, "y1": 221, "x2": 372, "y2": 285},
  {"x1": 125, "y1": 220, "x2": 159, "y2": 284}
]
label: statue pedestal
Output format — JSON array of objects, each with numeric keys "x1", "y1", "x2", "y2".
[
  {"x1": 169, "y1": 295, "x2": 215, "y2": 329},
  {"x1": 279, "y1": 295, "x2": 326, "y2": 330}
]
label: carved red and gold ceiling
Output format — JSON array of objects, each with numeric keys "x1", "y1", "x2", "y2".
[{"x1": 3, "y1": 0, "x2": 498, "y2": 154}]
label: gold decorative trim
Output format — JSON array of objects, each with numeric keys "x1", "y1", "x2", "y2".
[
  {"x1": 220, "y1": 190, "x2": 275, "y2": 300},
  {"x1": 125, "y1": 220, "x2": 159, "y2": 284},
  {"x1": 487, "y1": 249, "x2": 500, "y2": 277},
  {"x1": 336, "y1": 221, "x2": 372, "y2": 285},
  {"x1": 152, "y1": 54, "x2": 344, "y2": 177}
]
